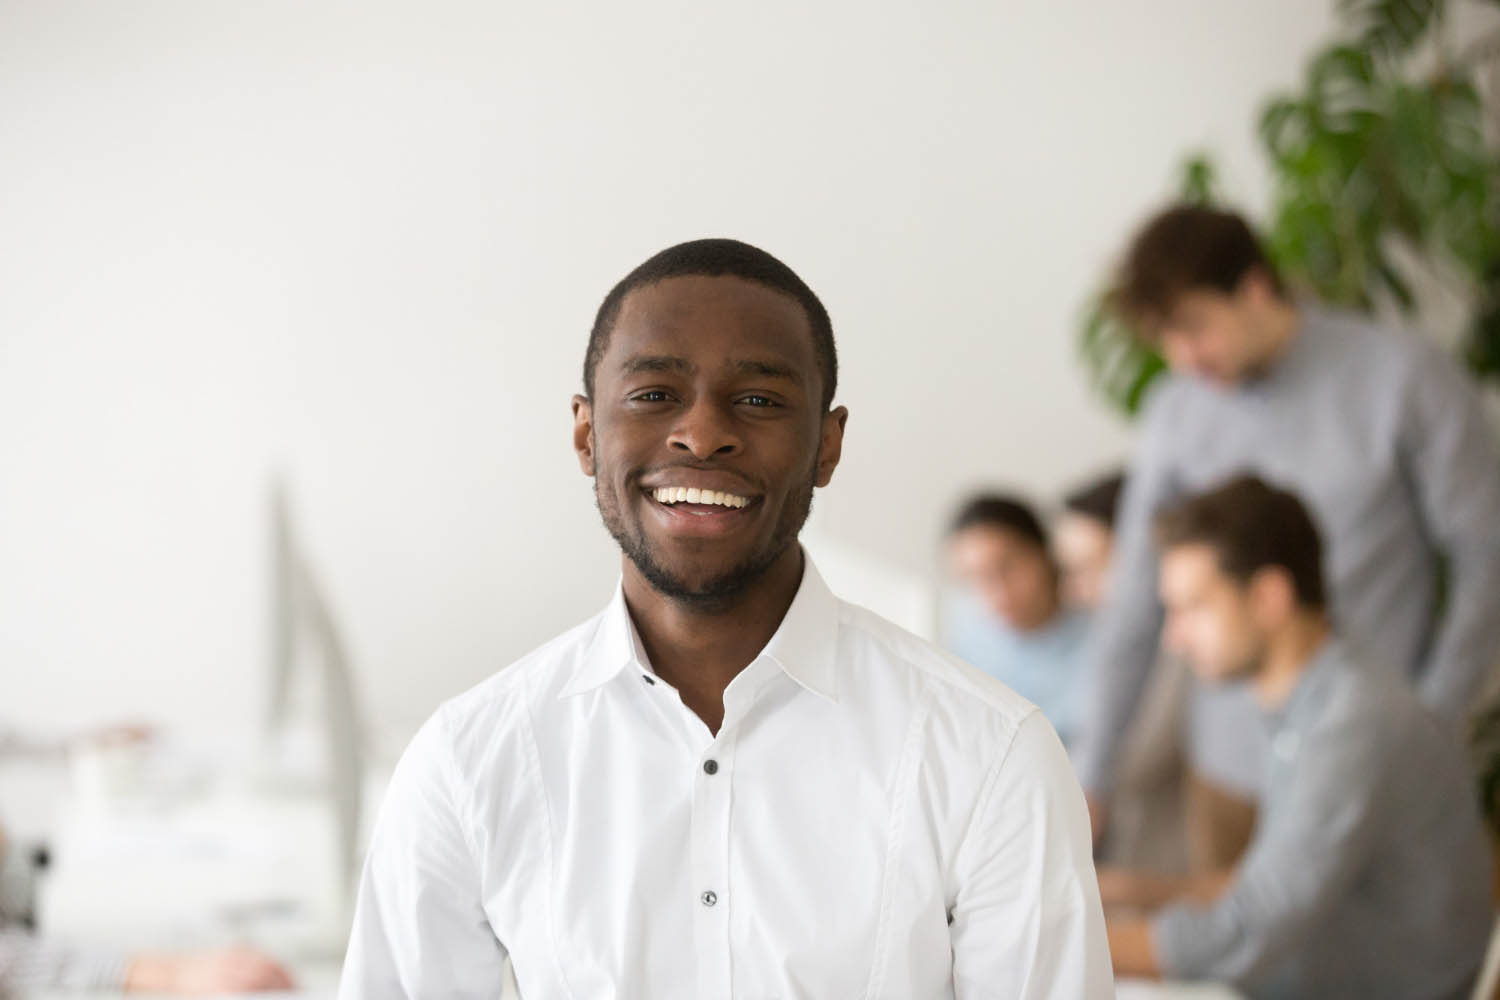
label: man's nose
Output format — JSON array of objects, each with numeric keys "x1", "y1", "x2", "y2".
[{"x1": 667, "y1": 399, "x2": 743, "y2": 460}]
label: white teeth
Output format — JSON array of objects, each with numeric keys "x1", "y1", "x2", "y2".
[{"x1": 651, "y1": 487, "x2": 751, "y2": 508}]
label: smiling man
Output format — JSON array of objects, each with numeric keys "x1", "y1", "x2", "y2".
[{"x1": 338, "y1": 239, "x2": 1111, "y2": 999}]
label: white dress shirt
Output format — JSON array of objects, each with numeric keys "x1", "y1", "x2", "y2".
[{"x1": 340, "y1": 557, "x2": 1112, "y2": 999}]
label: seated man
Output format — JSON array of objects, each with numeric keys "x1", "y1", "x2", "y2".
[
  {"x1": 1103, "y1": 475, "x2": 1494, "y2": 998},
  {"x1": 945, "y1": 494, "x2": 1091, "y2": 750}
]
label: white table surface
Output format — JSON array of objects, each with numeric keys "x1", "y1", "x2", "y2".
[{"x1": 28, "y1": 971, "x2": 1234, "y2": 999}]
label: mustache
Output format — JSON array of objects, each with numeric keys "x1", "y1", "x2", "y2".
[{"x1": 633, "y1": 464, "x2": 766, "y2": 490}]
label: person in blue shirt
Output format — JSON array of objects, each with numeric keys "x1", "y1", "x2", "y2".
[{"x1": 945, "y1": 494, "x2": 1091, "y2": 750}]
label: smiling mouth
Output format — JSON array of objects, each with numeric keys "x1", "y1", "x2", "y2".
[{"x1": 649, "y1": 486, "x2": 753, "y2": 509}]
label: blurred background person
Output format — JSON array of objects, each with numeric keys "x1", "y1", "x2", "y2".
[
  {"x1": 1058, "y1": 471, "x2": 1189, "y2": 875},
  {"x1": 1102, "y1": 475, "x2": 1493, "y2": 999},
  {"x1": 945, "y1": 494, "x2": 1091, "y2": 752},
  {"x1": 1054, "y1": 472, "x2": 1125, "y2": 612},
  {"x1": 1077, "y1": 203, "x2": 1500, "y2": 871}
]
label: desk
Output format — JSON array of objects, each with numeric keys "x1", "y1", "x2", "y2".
[
  {"x1": 23, "y1": 961, "x2": 342, "y2": 999},
  {"x1": 39, "y1": 798, "x2": 349, "y2": 960},
  {"x1": 20, "y1": 961, "x2": 541, "y2": 1000},
  {"x1": 1118, "y1": 980, "x2": 1244, "y2": 999},
  {"x1": 25, "y1": 966, "x2": 1231, "y2": 998}
]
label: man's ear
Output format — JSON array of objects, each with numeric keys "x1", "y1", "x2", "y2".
[
  {"x1": 1238, "y1": 266, "x2": 1278, "y2": 309},
  {"x1": 1247, "y1": 566, "x2": 1297, "y2": 629},
  {"x1": 814, "y1": 406, "x2": 849, "y2": 488},
  {"x1": 572, "y1": 395, "x2": 596, "y2": 477}
]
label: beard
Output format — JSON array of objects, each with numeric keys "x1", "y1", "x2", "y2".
[{"x1": 595, "y1": 460, "x2": 817, "y2": 613}]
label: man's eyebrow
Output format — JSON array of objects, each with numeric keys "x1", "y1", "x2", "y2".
[
  {"x1": 620, "y1": 355, "x2": 696, "y2": 375},
  {"x1": 620, "y1": 355, "x2": 803, "y2": 383},
  {"x1": 730, "y1": 359, "x2": 800, "y2": 381}
]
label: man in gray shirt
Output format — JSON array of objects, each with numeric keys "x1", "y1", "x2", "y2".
[
  {"x1": 1079, "y1": 204, "x2": 1500, "y2": 865},
  {"x1": 1102, "y1": 475, "x2": 1493, "y2": 999}
]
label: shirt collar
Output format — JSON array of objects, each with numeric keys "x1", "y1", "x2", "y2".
[
  {"x1": 1268, "y1": 636, "x2": 1342, "y2": 732},
  {"x1": 558, "y1": 579, "x2": 649, "y2": 698},
  {"x1": 558, "y1": 550, "x2": 841, "y2": 702},
  {"x1": 760, "y1": 555, "x2": 841, "y2": 701},
  {"x1": 1240, "y1": 302, "x2": 1316, "y2": 397}
]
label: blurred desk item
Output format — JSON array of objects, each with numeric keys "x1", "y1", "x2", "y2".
[
  {"x1": 1117, "y1": 979, "x2": 1244, "y2": 999},
  {"x1": 44, "y1": 970, "x2": 1235, "y2": 998},
  {"x1": 263, "y1": 482, "x2": 365, "y2": 902},
  {"x1": 24, "y1": 958, "x2": 341, "y2": 999},
  {"x1": 26, "y1": 960, "x2": 525, "y2": 999},
  {"x1": 34, "y1": 776, "x2": 374, "y2": 962}
]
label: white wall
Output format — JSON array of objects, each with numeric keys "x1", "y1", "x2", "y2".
[{"x1": 0, "y1": 0, "x2": 1339, "y2": 757}]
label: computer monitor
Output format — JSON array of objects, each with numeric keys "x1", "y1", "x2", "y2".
[{"x1": 266, "y1": 482, "x2": 364, "y2": 900}]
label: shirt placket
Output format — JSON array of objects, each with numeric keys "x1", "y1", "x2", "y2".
[{"x1": 691, "y1": 658, "x2": 775, "y2": 1000}]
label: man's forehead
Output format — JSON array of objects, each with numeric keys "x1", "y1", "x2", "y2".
[
  {"x1": 616, "y1": 274, "x2": 809, "y2": 327},
  {"x1": 606, "y1": 275, "x2": 816, "y2": 370},
  {"x1": 1161, "y1": 544, "x2": 1221, "y2": 589}
]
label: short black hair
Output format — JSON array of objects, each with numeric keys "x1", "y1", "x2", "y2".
[
  {"x1": 949, "y1": 493, "x2": 1050, "y2": 552},
  {"x1": 584, "y1": 238, "x2": 838, "y2": 410},
  {"x1": 1063, "y1": 470, "x2": 1126, "y2": 529},
  {"x1": 1154, "y1": 474, "x2": 1327, "y2": 610}
]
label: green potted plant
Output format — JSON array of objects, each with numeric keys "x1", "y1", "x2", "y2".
[{"x1": 1081, "y1": 0, "x2": 1500, "y2": 417}]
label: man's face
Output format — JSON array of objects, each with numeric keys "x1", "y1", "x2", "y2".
[
  {"x1": 573, "y1": 275, "x2": 846, "y2": 606},
  {"x1": 1054, "y1": 512, "x2": 1113, "y2": 611},
  {"x1": 1158, "y1": 544, "x2": 1267, "y2": 683},
  {"x1": 1151, "y1": 277, "x2": 1274, "y2": 386},
  {"x1": 947, "y1": 525, "x2": 1057, "y2": 632}
]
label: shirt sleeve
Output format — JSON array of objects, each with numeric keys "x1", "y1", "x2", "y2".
[
  {"x1": 1073, "y1": 386, "x2": 1180, "y2": 794},
  {"x1": 338, "y1": 710, "x2": 509, "y2": 1000},
  {"x1": 1151, "y1": 718, "x2": 1386, "y2": 982},
  {"x1": 949, "y1": 711, "x2": 1114, "y2": 999},
  {"x1": 1399, "y1": 341, "x2": 1500, "y2": 719},
  {"x1": 0, "y1": 928, "x2": 128, "y2": 992}
]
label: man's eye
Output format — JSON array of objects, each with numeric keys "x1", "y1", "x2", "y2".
[
  {"x1": 633, "y1": 390, "x2": 670, "y2": 403},
  {"x1": 740, "y1": 395, "x2": 776, "y2": 408}
]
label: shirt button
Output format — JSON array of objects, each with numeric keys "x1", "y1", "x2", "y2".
[
  {"x1": 641, "y1": 675, "x2": 656, "y2": 686},
  {"x1": 703, "y1": 759, "x2": 719, "y2": 775},
  {"x1": 701, "y1": 890, "x2": 718, "y2": 907}
]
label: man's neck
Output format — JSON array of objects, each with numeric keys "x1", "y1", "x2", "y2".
[
  {"x1": 622, "y1": 545, "x2": 805, "y2": 734},
  {"x1": 1252, "y1": 612, "x2": 1331, "y2": 710},
  {"x1": 1245, "y1": 299, "x2": 1302, "y2": 380},
  {"x1": 1014, "y1": 587, "x2": 1063, "y2": 635}
]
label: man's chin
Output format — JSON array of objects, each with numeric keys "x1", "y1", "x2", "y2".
[
  {"x1": 627, "y1": 538, "x2": 797, "y2": 608},
  {"x1": 1207, "y1": 666, "x2": 1258, "y2": 686},
  {"x1": 640, "y1": 560, "x2": 758, "y2": 601}
]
